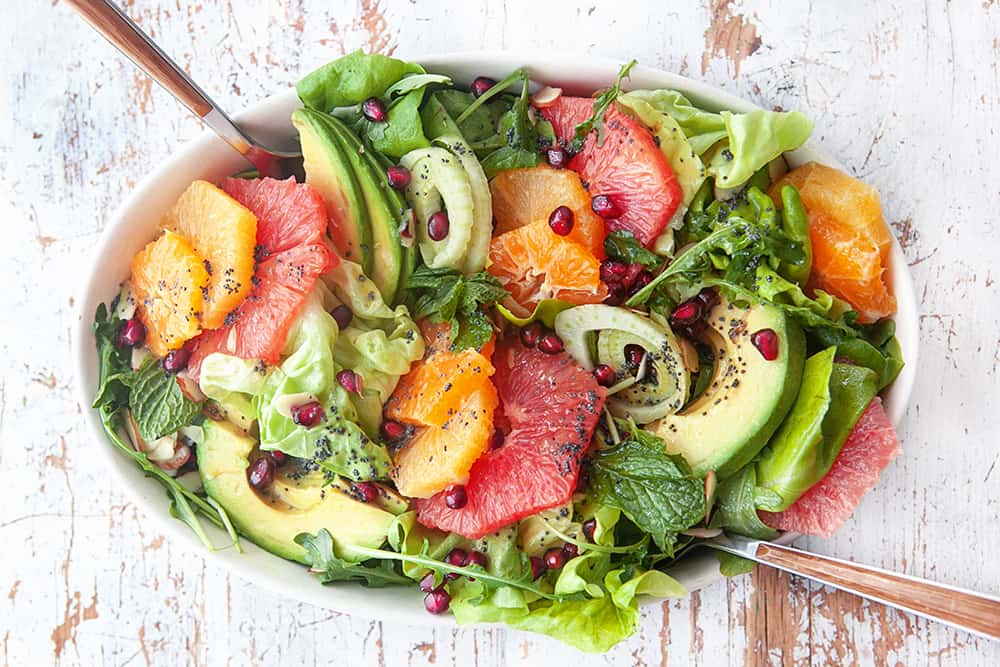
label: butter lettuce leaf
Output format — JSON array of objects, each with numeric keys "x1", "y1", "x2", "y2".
[{"x1": 297, "y1": 50, "x2": 424, "y2": 111}]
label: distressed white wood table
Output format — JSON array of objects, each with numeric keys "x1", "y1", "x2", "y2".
[{"x1": 2, "y1": 1, "x2": 999, "y2": 664}]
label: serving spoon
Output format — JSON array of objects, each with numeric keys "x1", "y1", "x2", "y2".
[{"x1": 65, "y1": 0, "x2": 300, "y2": 178}]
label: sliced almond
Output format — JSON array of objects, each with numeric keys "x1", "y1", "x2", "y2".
[{"x1": 530, "y1": 86, "x2": 563, "y2": 108}]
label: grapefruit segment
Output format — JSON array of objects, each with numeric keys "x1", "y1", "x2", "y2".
[
  {"x1": 131, "y1": 230, "x2": 211, "y2": 357},
  {"x1": 541, "y1": 97, "x2": 682, "y2": 247},
  {"x1": 759, "y1": 398, "x2": 900, "y2": 538},
  {"x1": 414, "y1": 337, "x2": 607, "y2": 539}
]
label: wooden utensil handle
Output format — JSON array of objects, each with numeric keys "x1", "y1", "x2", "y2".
[
  {"x1": 756, "y1": 542, "x2": 1000, "y2": 640},
  {"x1": 63, "y1": 0, "x2": 213, "y2": 116}
]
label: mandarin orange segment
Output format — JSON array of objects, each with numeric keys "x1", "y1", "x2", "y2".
[
  {"x1": 131, "y1": 230, "x2": 211, "y2": 357},
  {"x1": 392, "y1": 384, "x2": 499, "y2": 498},
  {"x1": 771, "y1": 162, "x2": 896, "y2": 323},
  {"x1": 161, "y1": 180, "x2": 257, "y2": 329},
  {"x1": 385, "y1": 348, "x2": 495, "y2": 428},
  {"x1": 488, "y1": 219, "x2": 608, "y2": 308},
  {"x1": 490, "y1": 166, "x2": 606, "y2": 258}
]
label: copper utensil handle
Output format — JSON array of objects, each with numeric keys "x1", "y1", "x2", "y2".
[
  {"x1": 756, "y1": 542, "x2": 1000, "y2": 640},
  {"x1": 63, "y1": 0, "x2": 252, "y2": 154}
]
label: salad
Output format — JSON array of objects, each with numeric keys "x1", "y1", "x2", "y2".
[{"x1": 92, "y1": 52, "x2": 904, "y2": 652}]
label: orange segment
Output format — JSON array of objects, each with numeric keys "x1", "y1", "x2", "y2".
[
  {"x1": 131, "y1": 230, "x2": 211, "y2": 357},
  {"x1": 393, "y1": 384, "x2": 499, "y2": 498},
  {"x1": 490, "y1": 166, "x2": 606, "y2": 258},
  {"x1": 162, "y1": 180, "x2": 257, "y2": 329},
  {"x1": 385, "y1": 348, "x2": 495, "y2": 428},
  {"x1": 488, "y1": 219, "x2": 608, "y2": 308},
  {"x1": 771, "y1": 163, "x2": 896, "y2": 323}
]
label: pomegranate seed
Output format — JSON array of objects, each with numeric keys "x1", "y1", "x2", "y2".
[
  {"x1": 530, "y1": 556, "x2": 547, "y2": 580},
  {"x1": 424, "y1": 588, "x2": 451, "y2": 614},
  {"x1": 670, "y1": 300, "x2": 702, "y2": 328},
  {"x1": 751, "y1": 329, "x2": 780, "y2": 361},
  {"x1": 270, "y1": 450, "x2": 287, "y2": 465},
  {"x1": 629, "y1": 270, "x2": 653, "y2": 295},
  {"x1": 337, "y1": 369, "x2": 362, "y2": 394},
  {"x1": 695, "y1": 287, "x2": 719, "y2": 311},
  {"x1": 292, "y1": 399, "x2": 325, "y2": 424},
  {"x1": 116, "y1": 318, "x2": 146, "y2": 348},
  {"x1": 445, "y1": 548, "x2": 468, "y2": 567},
  {"x1": 427, "y1": 211, "x2": 450, "y2": 241},
  {"x1": 362, "y1": 97, "x2": 387, "y2": 122},
  {"x1": 162, "y1": 347, "x2": 189, "y2": 374},
  {"x1": 600, "y1": 259, "x2": 628, "y2": 283},
  {"x1": 593, "y1": 364, "x2": 616, "y2": 387},
  {"x1": 291, "y1": 401, "x2": 324, "y2": 427},
  {"x1": 248, "y1": 456, "x2": 274, "y2": 489},
  {"x1": 591, "y1": 194, "x2": 619, "y2": 218},
  {"x1": 386, "y1": 165, "x2": 411, "y2": 190},
  {"x1": 489, "y1": 428, "x2": 504, "y2": 450},
  {"x1": 380, "y1": 419, "x2": 407, "y2": 442},
  {"x1": 603, "y1": 282, "x2": 626, "y2": 306},
  {"x1": 538, "y1": 332, "x2": 564, "y2": 354},
  {"x1": 466, "y1": 551, "x2": 489, "y2": 569},
  {"x1": 582, "y1": 518, "x2": 597, "y2": 542},
  {"x1": 575, "y1": 465, "x2": 589, "y2": 492},
  {"x1": 548, "y1": 206, "x2": 574, "y2": 236},
  {"x1": 543, "y1": 547, "x2": 565, "y2": 570},
  {"x1": 331, "y1": 304, "x2": 353, "y2": 330},
  {"x1": 419, "y1": 572, "x2": 437, "y2": 593},
  {"x1": 445, "y1": 484, "x2": 468, "y2": 509},
  {"x1": 545, "y1": 146, "x2": 568, "y2": 168},
  {"x1": 621, "y1": 263, "x2": 645, "y2": 291},
  {"x1": 520, "y1": 322, "x2": 544, "y2": 348},
  {"x1": 470, "y1": 76, "x2": 496, "y2": 98},
  {"x1": 352, "y1": 482, "x2": 380, "y2": 503},
  {"x1": 625, "y1": 344, "x2": 645, "y2": 368},
  {"x1": 562, "y1": 543, "x2": 579, "y2": 559}
]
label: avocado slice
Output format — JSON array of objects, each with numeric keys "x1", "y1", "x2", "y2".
[
  {"x1": 294, "y1": 108, "x2": 372, "y2": 274},
  {"x1": 648, "y1": 296, "x2": 805, "y2": 478},
  {"x1": 198, "y1": 419, "x2": 394, "y2": 563}
]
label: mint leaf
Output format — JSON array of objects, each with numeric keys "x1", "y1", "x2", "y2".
[
  {"x1": 404, "y1": 266, "x2": 507, "y2": 352},
  {"x1": 604, "y1": 230, "x2": 665, "y2": 269},
  {"x1": 589, "y1": 423, "x2": 706, "y2": 554},
  {"x1": 129, "y1": 359, "x2": 201, "y2": 441},
  {"x1": 569, "y1": 60, "x2": 637, "y2": 152},
  {"x1": 296, "y1": 530, "x2": 411, "y2": 587}
]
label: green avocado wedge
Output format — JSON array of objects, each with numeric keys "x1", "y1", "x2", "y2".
[
  {"x1": 198, "y1": 419, "x2": 395, "y2": 563},
  {"x1": 648, "y1": 295, "x2": 805, "y2": 478}
]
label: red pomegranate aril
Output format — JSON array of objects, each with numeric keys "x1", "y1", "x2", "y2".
[
  {"x1": 603, "y1": 282, "x2": 626, "y2": 306},
  {"x1": 352, "y1": 482, "x2": 380, "y2": 503},
  {"x1": 489, "y1": 428, "x2": 504, "y2": 450},
  {"x1": 337, "y1": 369, "x2": 362, "y2": 394},
  {"x1": 291, "y1": 401, "x2": 325, "y2": 427},
  {"x1": 248, "y1": 456, "x2": 275, "y2": 490},
  {"x1": 600, "y1": 259, "x2": 628, "y2": 283},
  {"x1": 545, "y1": 146, "x2": 568, "y2": 168},
  {"x1": 331, "y1": 304, "x2": 353, "y2": 330},
  {"x1": 548, "y1": 205, "x2": 574, "y2": 236},
  {"x1": 670, "y1": 300, "x2": 702, "y2": 327},
  {"x1": 625, "y1": 344, "x2": 645, "y2": 368},
  {"x1": 530, "y1": 556, "x2": 547, "y2": 580},
  {"x1": 117, "y1": 318, "x2": 146, "y2": 348},
  {"x1": 591, "y1": 194, "x2": 619, "y2": 218},
  {"x1": 386, "y1": 165, "x2": 411, "y2": 190},
  {"x1": 519, "y1": 322, "x2": 544, "y2": 348},
  {"x1": 561, "y1": 543, "x2": 579, "y2": 559},
  {"x1": 444, "y1": 484, "x2": 468, "y2": 509},
  {"x1": 424, "y1": 588, "x2": 451, "y2": 614},
  {"x1": 751, "y1": 328, "x2": 780, "y2": 361},
  {"x1": 582, "y1": 518, "x2": 597, "y2": 542},
  {"x1": 466, "y1": 551, "x2": 489, "y2": 569},
  {"x1": 427, "y1": 211, "x2": 450, "y2": 241},
  {"x1": 695, "y1": 287, "x2": 719, "y2": 311},
  {"x1": 445, "y1": 548, "x2": 468, "y2": 567},
  {"x1": 270, "y1": 450, "x2": 287, "y2": 465},
  {"x1": 538, "y1": 332, "x2": 564, "y2": 354},
  {"x1": 620, "y1": 263, "x2": 645, "y2": 291},
  {"x1": 629, "y1": 270, "x2": 653, "y2": 295},
  {"x1": 419, "y1": 572, "x2": 437, "y2": 593},
  {"x1": 470, "y1": 76, "x2": 496, "y2": 98},
  {"x1": 543, "y1": 547, "x2": 565, "y2": 570},
  {"x1": 162, "y1": 347, "x2": 189, "y2": 374},
  {"x1": 362, "y1": 97, "x2": 387, "y2": 122},
  {"x1": 575, "y1": 465, "x2": 589, "y2": 492},
  {"x1": 380, "y1": 419, "x2": 407, "y2": 442},
  {"x1": 593, "y1": 363, "x2": 616, "y2": 387}
]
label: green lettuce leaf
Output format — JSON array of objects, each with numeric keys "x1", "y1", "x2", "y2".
[
  {"x1": 359, "y1": 88, "x2": 431, "y2": 158},
  {"x1": 297, "y1": 50, "x2": 423, "y2": 111},
  {"x1": 709, "y1": 464, "x2": 780, "y2": 540}
]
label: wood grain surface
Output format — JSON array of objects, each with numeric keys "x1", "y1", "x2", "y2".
[{"x1": 2, "y1": 1, "x2": 1000, "y2": 665}]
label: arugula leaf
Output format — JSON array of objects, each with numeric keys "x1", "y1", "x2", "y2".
[
  {"x1": 604, "y1": 230, "x2": 665, "y2": 269},
  {"x1": 708, "y1": 464, "x2": 780, "y2": 540},
  {"x1": 589, "y1": 422, "x2": 705, "y2": 553},
  {"x1": 92, "y1": 303, "x2": 133, "y2": 412},
  {"x1": 568, "y1": 60, "x2": 637, "y2": 152},
  {"x1": 403, "y1": 265, "x2": 507, "y2": 351},
  {"x1": 296, "y1": 530, "x2": 411, "y2": 587},
  {"x1": 129, "y1": 358, "x2": 201, "y2": 442}
]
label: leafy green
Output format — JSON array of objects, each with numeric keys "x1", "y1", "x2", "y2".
[
  {"x1": 716, "y1": 552, "x2": 756, "y2": 577},
  {"x1": 296, "y1": 529, "x2": 411, "y2": 587},
  {"x1": 92, "y1": 303, "x2": 132, "y2": 413},
  {"x1": 777, "y1": 184, "x2": 812, "y2": 284},
  {"x1": 709, "y1": 464, "x2": 780, "y2": 540},
  {"x1": 403, "y1": 265, "x2": 507, "y2": 352},
  {"x1": 358, "y1": 88, "x2": 430, "y2": 158},
  {"x1": 568, "y1": 60, "x2": 637, "y2": 152},
  {"x1": 589, "y1": 422, "x2": 706, "y2": 553},
  {"x1": 604, "y1": 230, "x2": 666, "y2": 269},
  {"x1": 422, "y1": 90, "x2": 509, "y2": 156},
  {"x1": 297, "y1": 50, "x2": 424, "y2": 111},
  {"x1": 128, "y1": 358, "x2": 201, "y2": 442},
  {"x1": 621, "y1": 89, "x2": 728, "y2": 154}
]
